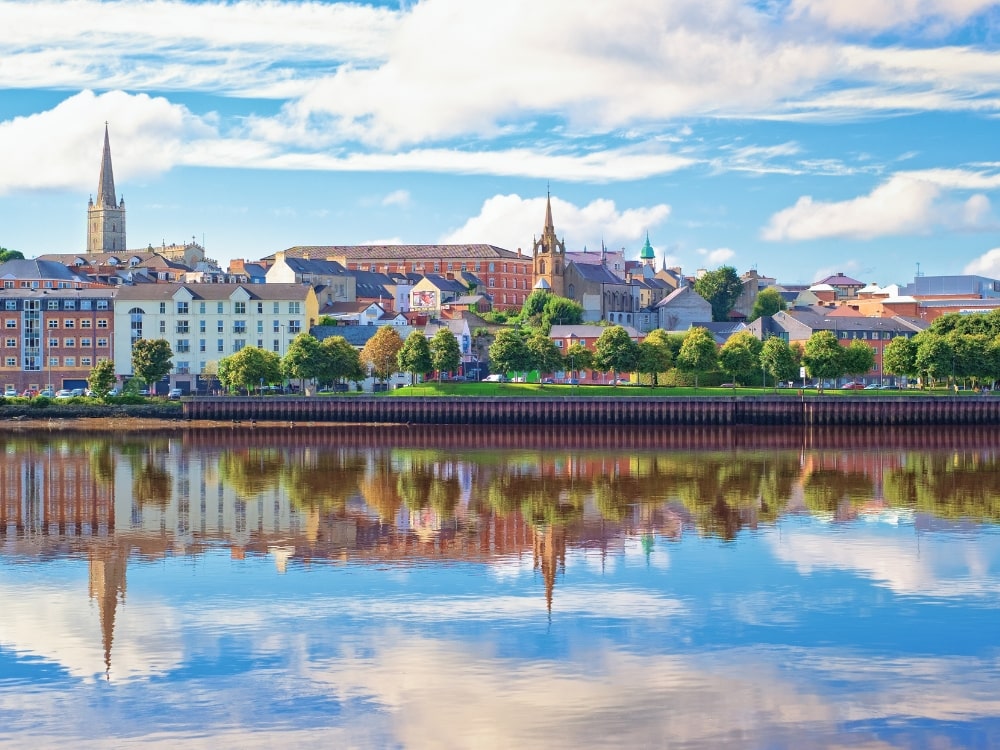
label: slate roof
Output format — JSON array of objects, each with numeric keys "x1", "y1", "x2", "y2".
[
  {"x1": 114, "y1": 283, "x2": 312, "y2": 302},
  {"x1": 311, "y1": 324, "x2": 414, "y2": 347},
  {"x1": 273, "y1": 244, "x2": 525, "y2": 261},
  {"x1": 283, "y1": 257, "x2": 349, "y2": 275},
  {"x1": 570, "y1": 262, "x2": 627, "y2": 284},
  {"x1": 0, "y1": 259, "x2": 93, "y2": 283}
]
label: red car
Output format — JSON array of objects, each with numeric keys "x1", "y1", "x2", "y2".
[{"x1": 842, "y1": 382, "x2": 865, "y2": 390}]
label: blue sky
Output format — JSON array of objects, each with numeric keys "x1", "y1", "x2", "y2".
[{"x1": 2, "y1": 0, "x2": 1000, "y2": 285}]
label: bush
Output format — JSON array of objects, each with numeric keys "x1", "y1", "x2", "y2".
[{"x1": 30, "y1": 396, "x2": 50, "y2": 408}]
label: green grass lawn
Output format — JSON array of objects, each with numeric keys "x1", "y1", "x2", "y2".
[{"x1": 386, "y1": 383, "x2": 972, "y2": 397}]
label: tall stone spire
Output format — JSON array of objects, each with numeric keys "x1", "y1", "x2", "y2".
[
  {"x1": 531, "y1": 187, "x2": 566, "y2": 297},
  {"x1": 87, "y1": 124, "x2": 126, "y2": 253}
]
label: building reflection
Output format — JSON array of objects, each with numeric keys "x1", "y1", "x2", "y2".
[{"x1": 3, "y1": 424, "x2": 1000, "y2": 676}]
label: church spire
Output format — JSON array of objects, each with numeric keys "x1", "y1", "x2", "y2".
[
  {"x1": 544, "y1": 186, "x2": 554, "y2": 234},
  {"x1": 96, "y1": 123, "x2": 117, "y2": 209}
]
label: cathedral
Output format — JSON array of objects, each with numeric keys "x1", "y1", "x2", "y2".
[{"x1": 87, "y1": 125, "x2": 126, "y2": 253}]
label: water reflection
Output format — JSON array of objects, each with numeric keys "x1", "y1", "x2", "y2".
[{"x1": 1, "y1": 425, "x2": 1000, "y2": 748}]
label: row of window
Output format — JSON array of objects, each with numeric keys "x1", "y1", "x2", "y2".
[
  {"x1": 3, "y1": 356, "x2": 102, "y2": 368},
  {"x1": 0, "y1": 298, "x2": 110, "y2": 310},
  {"x1": 4, "y1": 338, "x2": 109, "y2": 349},
  {"x1": 151, "y1": 320, "x2": 303, "y2": 335},
  {"x1": 158, "y1": 301, "x2": 302, "y2": 315},
  {"x1": 838, "y1": 331, "x2": 911, "y2": 340},
  {"x1": 2, "y1": 281, "x2": 88, "y2": 291},
  {"x1": 5, "y1": 318, "x2": 110, "y2": 329}
]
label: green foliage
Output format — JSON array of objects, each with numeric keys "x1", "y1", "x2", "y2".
[
  {"x1": 676, "y1": 327, "x2": 718, "y2": 388},
  {"x1": 398, "y1": 330, "x2": 433, "y2": 383},
  {"x1": 563, "y1": 342, "x2": 593, "y2": 376},
  {"x1": 526, "y1": 333, "x2": 563, "y2": 376},
  {"x1": 0, "y1": 248, "x2": 25, "y2": 263},
  {"x1": 749, "y1": 287, "x2": 787, "y2": 321},
  {"x1": 520, "y1": 289, "x2": 550, "y2": 319},
  {"x1": 593, "y1": 325, "x2": 640, "y2": 380},
  {"x1": 842, "y1": 339, "x2": 876, "y2": 378},
  {"x1": 694, "y1": 266, "x2": 743, "y2": 322},
  {"x1": 541, "y1": 296, "x2": 584, "y2": 328},
  {"x1": 87, "y1": 359, "x2": 117, "y2": 401},
  {"x1": 360, "y1": 326, "x2": 404, "y2": 381},
  {"x1": 760, "y1": 336, "x2": 798, "y2": 388},
  {"x1": 802, "y1": 331, "x2": 845, "y2": 388},
  {"x1": 883, "y1": 336, "x2": 917, "y2": 379},
  {"x1": 488, "y1": 328, "x2": 532, "y2": 376},
  {"x1": 718, "y1": 331, "x2": 763, "y2": 385},
  {"x1": 429, "y1": 328, "x2": 461, "y2": 374},
  {"x1": 282, "y1": 333, "x2": 328, "y2": 386},
  {"x1": 636, "y1": 337, "x2": 672, "y2": 386},
  {"x1": 219, "y1": 346, "x2": 282, "y2": 394},
  {"x1": 131, "y1": 338, "x2": 174, "y2": 387},
  {"x1": 914, "y1": 333, "x2": 953, "y2": 384},
  {"x1": 29, "y1": 396, "x2": 50, "y2": 408},
  {"x1": 322, "y1": 335, "x2": 364, "y2": 384}
]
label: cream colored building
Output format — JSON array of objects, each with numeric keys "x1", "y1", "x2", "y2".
[{"x1": 113, "y1": 283, "x2": 319, "y2": 392}]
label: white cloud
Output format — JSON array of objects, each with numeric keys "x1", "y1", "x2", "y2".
[
  {"x1": 381, "y1": 189, "x2": 411, "y2": 208},
  {"x1": 696, "y1": 247, "x2": 736, "y2": 265},
  {"x1": 762, "y1": 174, "x2": 995, "y2": 241},
  {"x1": 964, "y1": 247, "x2": 1000, "y2": 277},
  {"x1": 0, "y1": 90, "x2": 213, "y2": 195},
  {"x1": 788, "y1": 0, "x2": 997, "y2": 32},
  {"x1": 440, "y1": 194, "x2": 671, "y2": 256}
]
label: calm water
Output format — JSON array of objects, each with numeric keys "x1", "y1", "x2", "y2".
[{"x1": 2, "y1": 425, "x2": 1000, "y2": 749}]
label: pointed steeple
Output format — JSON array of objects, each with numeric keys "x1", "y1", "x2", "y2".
[
  {"x1": 96, "y1": 123, "x2": 117, "y2": 209},
  {"x1": 544, "y1": 187, "x2": 554, "y2": 234},
  {"x1": 640, "y1": 232, "x2": 655, "y2": 264}
]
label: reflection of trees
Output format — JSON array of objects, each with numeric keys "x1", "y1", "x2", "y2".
[
  {"x1": 282, "y1": 449, "x2": 366, "y2": 511},
  {"x1": 218, "y1": 448, "x2": 284, "y2": 499},
  {"x1": 802, "y1": 470, "x2": 874, "y2": 514},
  {"x1": 127, "y1": 439, "x2": 174, "y2": 508},
  {"x1": 359, "y1": 456, "x2": 403, "y2": 520},
  {"x1": 395, "y1": 451, "x2": 463, "y2": 518},
  {"x1": 487, "y1": 471, "x2": 584, "y2": 526},
  {"x1": 884, "y1": 454, "x2": 1000, "y2": 522}
]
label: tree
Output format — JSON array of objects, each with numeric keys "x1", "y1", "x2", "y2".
[
  {"x1": 842, "y1": 339, "x2": 876, "y2": 382},
  {"x1": 914, "y1": 333, "x2": 954, "y2": 386},
  {"x1": 676, "y1": 327, "x2": 718, "y2": 388},
  {"x1": 398, "y1": 330, "x2": 433, "y2": 385},
  {"x1": 87, "y1": 359, "x2": 117, "y2": 400},
  {"x1": 564, "y1": 341, "x2": 593, "y2": 380},
  {"x1": 488, "y1": 328, "x2": 531, "y2": 378},
  {"x1": 718, "y1": 331, "x2": 763, "y2": 386},
  {"x1": 694, "y1": 266, "x2": 743, "y2": 322},
  {"x1": 883, "y1": 336, "x2": 917, "y2": 382},
  {"x1": 802, "y1": 331, "x2": 845, "y2": 391},
  {"x1": 637, "y1": 337, "x2": 672, "y2": 387},
  {"x1": 131, "y1": 338, "x2": 173, "y2": 390},
  {"x1": 526, "y1": 333, "x2": 563, "y2": 378},
  {"x1": 282, "y1": 333, "x2": 328, "y2": 392},
  {"x1": 219, "y1": 346, "x2": 282, "y2": 394},
  {"x1": 429, "y1": 328, "x2": 461, "y2": 376},
  {"x1": 520, "y1": 290, "x2": 550, "y2": 319},
  {"x1": 360, "y1": 326, "x2": 404, "y2": 382},
  {"x1": 760, "y1": 336, "x2": 798, "y2": 390},
  {"x1": 749, "y1": 287, "x2": 787, "y2": 321},
  {"x1": 0, "y1": 248, "x2": 25, "y2": 263},
  {"x1": 542, "y1": 296, "x2": 584, "y2": 328},
  {"x1": 322, "y1": 336, "x2": 364, "y2": 385},
  {"x1": 594, "y1": 326, "x2": 640, "y2": 384}
]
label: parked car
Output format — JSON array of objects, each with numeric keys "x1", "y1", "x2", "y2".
[
  {"x1": 863, "y1": 383, "x2": 882, "y2": 390},
  {"x1": 541, "y1": 377, "x2": 555, "y2": 384},
  {"x1": 21, "y1": 389, "x2": 37, "y2": 398},
  {"x1": 167, "y1": 388, "x2": 183, "y2": 400},
  {"x1": 842, "y1": 382, "x2": 865, "y2": 390},
  {"x1": 107, "y1": 387, "x2": 120, "y2": 397},
  {"x1": 38, "y1": 388, "x2": 55, "y2": 398},
  {"x1": 3, "y1": 387, "x2": 17, "y2": 398},
  {"x1": 612, "y1": 378, "x2": 635, "y2": 386},
  {"x1": 564, "y1": 377, "x2": 580, "y2": 386},
  {"x1": 138, "y1": 389, "x2": 150, "y2": 396},
  {"x1": 482, "y1": 374, "x2": 507, "y2": 382},
  {"x1": 54, "y1": 389, "x2": 74, "y2": 399}
]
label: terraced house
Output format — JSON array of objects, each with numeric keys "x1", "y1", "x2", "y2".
[{"x1": 113, "y1": 283, "x2": 318, "y2": 395}]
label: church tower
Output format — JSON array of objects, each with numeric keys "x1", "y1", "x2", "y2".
[
  {"x1": 640, "y1": 232, "x2": 655, "y2": 268},
  {"x1": 531, "y1": 190, "x2": 566, "y2": 297},
  {"x1": 87, "y1": 124, "x2": 126, "y2": 253}
]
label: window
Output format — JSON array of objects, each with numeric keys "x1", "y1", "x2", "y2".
[
  {"x1": 64, "y1": 357, "x2": 75, "y2": 367},
  {"x1": 217, "y1": 320, "x2": 224, "y2": 333},
  {"x1": 5, "y1": 320, "x2": 15, "y2": 328},
  {"x1": 97, "y1": 319, "x2": 108, "y2": 328},
  {"x1": 257, "y1": 338, "x2": 263, "y2": 348},
  {"x1": 234, "y1": 301, "x2": 246, "y2": 314},
  {"x1": 489, "y1": 279, "x2": 495, "y2": 288},
  {"x1": 233, "y1": 339, "x2": 246, "y2": 352},
  {"x1": 257, "y1": 320, "x2": 264, "y2": 333},
  {"x1": 48, "y1": 319, "x2": 59, "y2": 329},
  {"x1": 129, "y1": 307, "x2": 143, "y2": 344},
  {"x1": 176, "y1": 321, "x2": 189, "y2": 334},
  {"x1": 489, "y1": 262, "x2": 495, "y2": 272},
  {"x1": 63, "y1": 319, "x2": 74, "y2": 328},
  {"x1": 80, "y1": 300, "x2": 92, "y2": 311},
  {"x1": 217, "y1": 339, "x2": 225, "y2": 353},
  {"x1": 199, "y1": 339, "x2": 206, "y2": 352},
  {"x1": 198, "y1": 320, "x2": 206, "y2": 333},
  {"x1": 233, "y1": 321, "x2": 246, "y2": 334},
  {"x1": 63, "y1": 338, "x2": 75, "y2": 348},
  {"x1": 177, "y1": 301, "x2": 189, "y2": 314},
  {"x1": 199, "y1": 302, "x2": 206, "y2": 314},
  {"x1": 47, "y1": 300, "x2": 59, "y2": 310},
  {"x1": 257, "y1": 302, "x2": 263, "y2": 313},
  {"x1": 4, "y1": 338, "x2": 15, "y2": 348},
  {"x1": 97, "y1": 337, "x2": 109, "y2": 348},
  {"x1": 176, "y1": 340, "x2": 190, "y2": 353},
  {"x1": 5, "y1": 357, "x2": 15, "y2": 367},
  {"x1": 273, "y1": 320, "x2": 280, "y2": 333},
  {"x1": 81, "y1": 357, "x2": 92, "y2": 367},
  {"x1": 65, "y1": 300, "x2": 76, "y2": 310},
  {"x1": 217, "y1": 302, "x2": 224, "y2": 313},
  {"x1": 96, "y1": 300, "x2": 108, "y2": 310},
  {"x1": 80, "y1": 319, "x2": 92, "y2": 328},
  {"x1": 4, "y1": 301, "x2": 15, "y2": 310},
  {"x1": 49, "y1": 356, "x2": 59, "y2": 367},
  {"x1": 273, "y1": 302, "x2": 280, "y2": 313},
  {"x1": 48, "y1": 337, "x2": 58, "y2": 349},
  {"x1": 289, "y1": 301, "x2": 301, "y2": 314},
  {"x1": 273, "y1": 339, "x2": 280, "y2": 352},
  {"x1": 81, "y1": 337, "x2": 91, "y2": 347},
  {"x1": 159, "y1": 302, "x2": 167, "y2": 314},
  {"x1": 159, "y1": 320, "x2": 166, "y2": 334}
]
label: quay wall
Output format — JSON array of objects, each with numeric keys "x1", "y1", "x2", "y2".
[{"x1": 182, "y1": 395, "x2": 1000, "y2": 426}]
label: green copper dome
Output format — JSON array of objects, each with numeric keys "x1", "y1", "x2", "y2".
[{"x1": 640, "y1": 232, "x2": 654, "y2": 260}]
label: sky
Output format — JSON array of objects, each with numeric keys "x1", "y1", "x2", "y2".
[{"x1": 2, "y1": 0, "x2": 1000, "y2": 286}]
